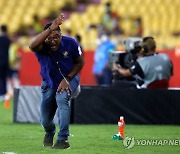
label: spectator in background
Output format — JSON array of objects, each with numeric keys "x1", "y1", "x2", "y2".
[
  {"x1": 112, "y1": 36, "x2": 173, "y2": 88},
  {"x1": 33, "y1": 15, "x2": 43, "y2": 34},
  {"x1": 88, "y1": 2, "x2": 123, "y2": 38},
  {"x1": 28, "y1": 15, "x2": 44, "y2": 36},
  {"x1": 64, "y1": 28, "x2": 72, "y2": 36},
  {"x1": 0, "y1": 25, "x2": 11, "y2": 101},
  {"x1": 100, "y1": 2, "x2": 124, "y2": 36},
  {"x1": 93, "y1": 34, "x2": 115, "y2": 85},
  {"x1": 7, "y1": 33, "x2": 22, "y2": 97},
  {"x1": 131, "y1": 17, "x2": 143, "y2": 37}
]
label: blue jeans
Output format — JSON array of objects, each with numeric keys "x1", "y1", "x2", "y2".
[{"x1": 40, "y1": 75, "x2": 80, "y2": 141}]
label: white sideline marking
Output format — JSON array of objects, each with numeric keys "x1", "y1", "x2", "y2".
[{"x1": 2, "y1": 152, "x2": 16, "y2": 154}]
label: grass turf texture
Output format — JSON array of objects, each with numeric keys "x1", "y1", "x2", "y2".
[{"x1": 0, "y1": 101, "x2": 180, "y2": 154}]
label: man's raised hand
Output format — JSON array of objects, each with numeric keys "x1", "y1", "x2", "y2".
[{"x1": 50, "y1": 14, "x2": 64, "y2": 31}]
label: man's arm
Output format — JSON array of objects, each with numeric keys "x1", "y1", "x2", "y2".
[
  {"x1": 112, "y1": 63, "x2": 132, "y2": 77},
  {"x1": 57, "y1": 55, "x2": 84, "y2": 96},
  {"x1": 112, "y1": 62, "x2": 144, "y2": 78},
  {"x1": 29, "y1": 14, "x2": 64, "y2": 52},
  {"x1": 67, "y1": 55, "x2": 84, "y2": 80},
  {"x1": 118, "y1": 67, "x2": 132, "y2": 77},
  {"x1": 29, "y1": 28, "x2": 51, "y2": 52}
]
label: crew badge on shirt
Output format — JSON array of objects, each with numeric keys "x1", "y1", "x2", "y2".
[{"x1": 63, "y1": 51, "x2": 69, "y2": 58}]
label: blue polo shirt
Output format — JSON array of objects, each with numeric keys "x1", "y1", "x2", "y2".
[{"x1": 35, "y1": 36, "x2": 81, "y2": 89}]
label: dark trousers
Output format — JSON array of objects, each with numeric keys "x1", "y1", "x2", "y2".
[
  {"x1": 0, "y1": 65, "x2": 8, "y2": 95},
  {"x1": 96, "y1": 68, "x2": 112, "y2": 85}
]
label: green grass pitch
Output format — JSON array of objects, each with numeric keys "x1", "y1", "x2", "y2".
[{"x1": 0, "y1": 101, "x2": 180, "y2": 154}]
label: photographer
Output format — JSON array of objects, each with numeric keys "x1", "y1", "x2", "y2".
[
  {"x1": 111, "y1": 38, "x2": 143, "y2": 88},
  {"x1": 112, "y1": 36, "x2": 173, "y2": 88}
]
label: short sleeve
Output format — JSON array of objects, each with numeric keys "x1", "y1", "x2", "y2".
[
  {"x1": 129, "y1": 61, "x2": 144, "y2": 78},
  {"x1": 71, "y1": 39, "x2": 82, "y2": 59}
]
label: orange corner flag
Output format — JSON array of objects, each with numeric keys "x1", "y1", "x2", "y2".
[{"x1": 4, "y1": 100, "x2": 10, "y2": 109}]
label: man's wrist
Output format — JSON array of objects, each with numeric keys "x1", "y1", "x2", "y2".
[
  {"x1": 66, "y1": 75, "x2": 72, "y2": 82},
  {"x1": 48, "y1": 27, "x2": 52, "y2": 32}
]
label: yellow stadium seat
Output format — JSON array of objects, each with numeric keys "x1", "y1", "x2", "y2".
[
  {"x1": 70, "y1": 13, "x2": 80, "y2": 22},
  {"x1": 80, "y1": 14, "x2": 91, "y2": 27},
  {"x1": 22, "y1": 15, "x2": 33, "y2": 26},
  {"x1": 0, "y1": 0, "x2": 179, "y2": 49},
  {"x1": 38, "y1": 7, "x2": 50, "y2": 18}
]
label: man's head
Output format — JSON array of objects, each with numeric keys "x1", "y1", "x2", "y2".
[
  {"x1": 44, "y1": 23, "x2": 61, "y2": 52},
  {"x1": 0, "y1": 24, "x2": 8, "y2": 34},
  {"x1": 141, "y1": 36, "x2": 156, "y2": 54}
]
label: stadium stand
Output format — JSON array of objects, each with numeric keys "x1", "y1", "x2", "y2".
[{"x1": 0, "y1": 0, "x2": 179, "y2": 50}]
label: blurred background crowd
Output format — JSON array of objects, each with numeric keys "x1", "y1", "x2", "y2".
[
  {"x1": 0, "y1": 0, "x2": 180, "y2": 100},
  {"x1": 0, "y1": 0, "x2": 179, "y2": 49}
]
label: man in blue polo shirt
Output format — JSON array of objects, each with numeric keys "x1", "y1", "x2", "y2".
[{"x1": 29, "y1": 14, "x2": 84, "y2": 149}]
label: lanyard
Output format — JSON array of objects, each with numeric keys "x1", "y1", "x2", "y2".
[{"x1": 50, "y1": 54, "x2": 69, "y2": 84}]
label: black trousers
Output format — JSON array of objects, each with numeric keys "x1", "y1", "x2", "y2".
[{"x1": 0, "y1": 65, "x2": 8, "y2": 95}]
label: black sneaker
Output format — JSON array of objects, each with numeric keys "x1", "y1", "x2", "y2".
[
  {"x1": 52, "y1": 140, "x2": 70, "y2": 149},
  {"x1": 43, "y1": 133, "x2": 54, "y2": 147}
]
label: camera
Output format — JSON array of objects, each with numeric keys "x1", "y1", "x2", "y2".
[
  {"x1": 123, "y1": 37, "x2": 142, "y2": 68},
  {"x1": 109, "y1": 37, "x2": 142, "y2": 81},
  {"x1": 124, "y1": 37, "x2": 142, "y2": 54},
  {"x1": 109, "y1": 37, "x2": 142, "y2": 69}
]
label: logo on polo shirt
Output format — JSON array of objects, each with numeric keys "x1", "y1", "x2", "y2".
[{"x1": 63, "y1": 51, "x2": 69, "y2": 58}]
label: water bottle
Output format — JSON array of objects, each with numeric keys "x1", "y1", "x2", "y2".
[{"x1": 118, "y1": 116, "x2": 125, "y2": 138}]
